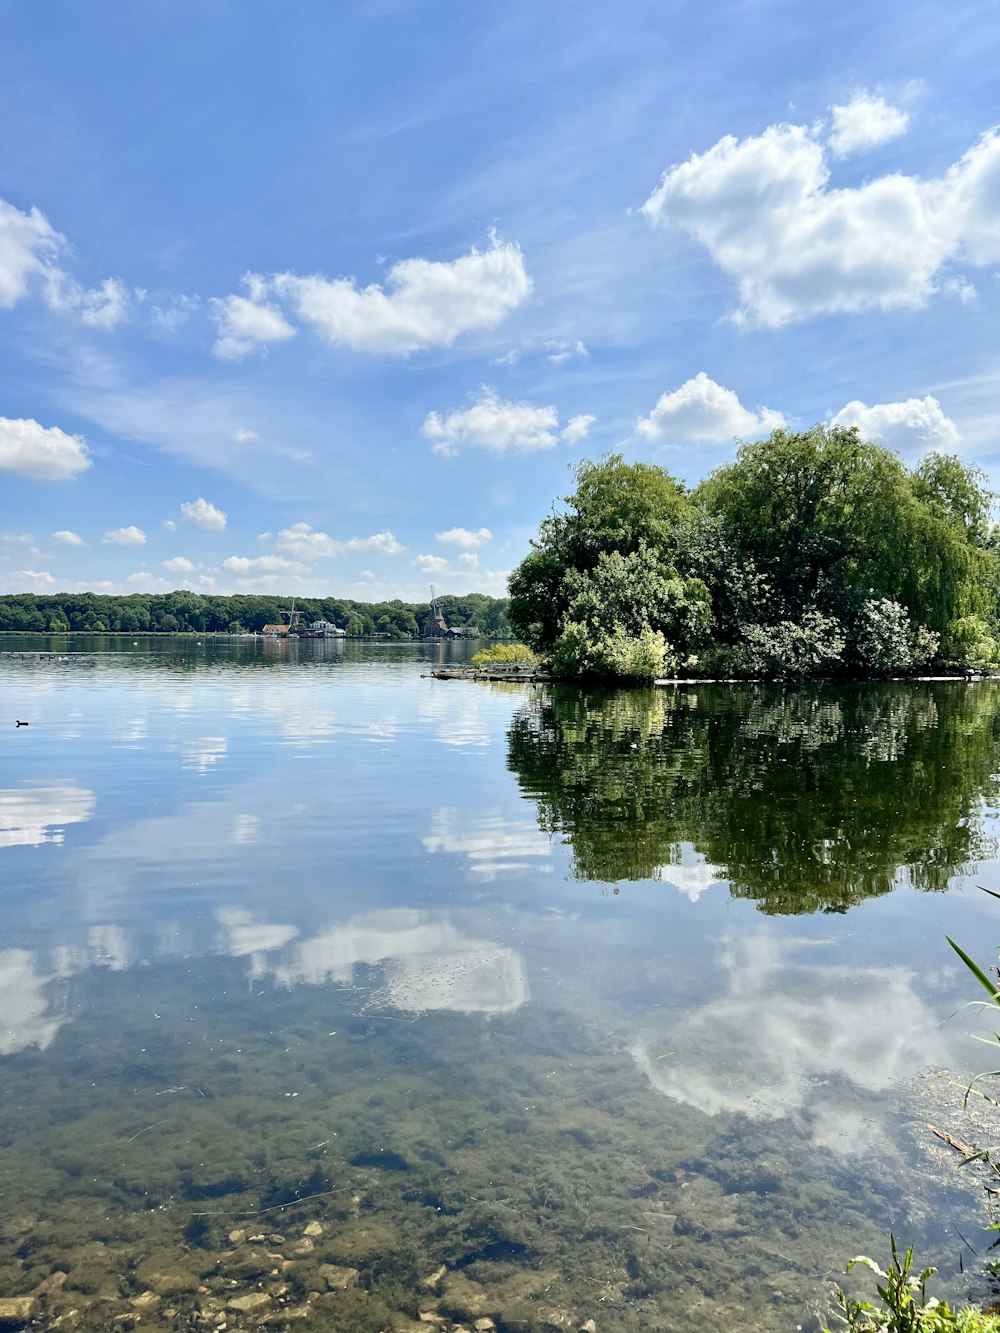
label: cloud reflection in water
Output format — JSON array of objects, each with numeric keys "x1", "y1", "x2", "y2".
[
  {"x1": 0, "y1": 784, "x2": 95, "y2": 849},
  {"x1": 249, "y1": 909, "x2": 529, "y2": 1015},
  {"x1": 631, "y1": 931, "x2": 951, "y2": 1152}
]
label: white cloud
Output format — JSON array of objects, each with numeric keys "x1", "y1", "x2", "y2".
[
  {"x1": 162, "y1": 556, "x2": 198, "y2": 574},
  {"x1": 546, "y1": 338, "x2": 589, "y2": 364},
  {"x1": 232, "y1": 426, "x2": 257, "y2": 442},
  {"x1": 180, "y1": 497, "x2": 227, "y2": 531},
  {"x1": 125, "y1": 571, "x2": 171, "y2": 591},
  {"x1": 0, "y1": 195, "x2": 128, "y2": 330},
  {"x1": 829, "y1": 93, "x2": 909, "y2": 158},
  {"x1": 423, "y1": 386, "x2": 561, "y2": 456},
  {"x1": 79, "y1": 277, "x2": 130, "y2": 330},
  {"x1": 150, "y1": 294, "x2": 199, "y2": 332},
  {"x1": 435, "y1": 526, "x2": 493, "y2": 550},
  {"x1": 0, "y1": 197, "x2": 62, "y2": 307},
  {"x1": 943, "y1": 275, "x2": 977, "y2": 302},
  {"x1": 211, "y1": 277, "x2": 296, "y2": 360},
  {"x1": 274, "y1": 523, "x2": 403, "y2": 558},
  {"x1": 561, "y1": 413, "x2": 595, "y2": 444},
  {"x1": 636, "y1": 372, "x2": 786, "y2": 444},
  {"x1": 222, "y1": 554, "x2": 310, "y2": 575},
  {"x1": 457, "y1": 552, "x2": 478, "y2": 571},
  {"x1": 831, "y1": 395, "x2": 960, "y2": 455},
  {"x1": 343, "y1": 529, "x2": 404, "y2": 555},
  {"x1": 641, "y1": 119, "x2": 1000, "y2": 326},
  {"x1": 413, "y1": 554, "x2": 450, "y2": 574},
  {"x1": 52, "y1": 530, "x2": 84, "y2": 546},
  {"x1": 0, "y1": 416, "x2": 91, "y2": 480},
  {"x1": 273, "y1": 233, "x2": 531, "y2": 355},
  {"x1": 6, "y1": 569, "x2": 55, "y2": 590},
  {"x1": 103, "y1": 526, "x2": 146, "y2": 546}
]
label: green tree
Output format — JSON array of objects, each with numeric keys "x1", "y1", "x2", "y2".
[{"x1": 509, "y1": 455, "x2": 694, "y2": 652}]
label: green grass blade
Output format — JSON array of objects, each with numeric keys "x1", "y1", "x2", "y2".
[{"x1": 947, "y1": 936, "x2": 1000, "y2": 999}]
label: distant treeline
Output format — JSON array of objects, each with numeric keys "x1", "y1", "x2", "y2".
[{"x1": 0, "y1": 591, "x2": 511, "y2": 638}]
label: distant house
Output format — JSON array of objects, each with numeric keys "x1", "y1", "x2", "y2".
[
  {"x1": 309, "y1": 620, "x2": 346, "y2": 637},
  {"x1": 262, "y1": 623, "x2": 289, "y2": 636}
]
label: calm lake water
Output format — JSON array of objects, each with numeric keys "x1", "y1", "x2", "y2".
[{"x1": 3, "y1": 637, "x2": 1000, "y2": 1332}]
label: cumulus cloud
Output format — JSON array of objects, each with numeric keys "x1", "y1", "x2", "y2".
[
  {"x1": 831, "y1": 395, "x2": 959, "y2": 455},
  {"x1": 562, "y1": 413, "x2": 596, "y2": 444},
  {"x1": 641, "y1": 118, "x2": 1000, "y2": 326},
  {"x1": 180, "y1": 497, "x2": 227, "y2": 531},
  {"x1": 829, "y1": 93, "x2": 910, "y2": 158},
  {"x1": 103, "y1": 526, "x2": 146, "y2": 545},
  {"x1": 211, "y1": 277, "x2": 296, "y2": 360},
  {"x1": 125, "y1": 572, "x2": 171, "y2": 591},
  {"x1": 275, "y1": 523, "x2": 403, "y2": 558},
  {"x1": 0, "y1": 417, "x2": 91, "y2": 481},
  {"x1": 273, "y1": 234, "x2": 531, "y2": 355},
  {"x1": 52, "y1": 530, "x2": 83, "y2": 545},
  {"x1": 546, "y1": 339, "x2": 589, "y2": 364},
  {"x1": 435, "y1": 526, "x2": 493, "y2": 550},
  {"x1": 222, "y1": 554, "x2": 309, "y2": 575},
  {"x1": 0, "y1": 196, "x2": 128, "y2": 328},
  {"x1": 79, "y1": 277, "x2": 130, "y2": 330},
  {"x1": 232, "y1": 427, "x2": 257, "y2": 442},
  {"x1": 150, "y1": 294, "x2": 199, "y2": 332},
  {"x1": 423, "y1": 387, "x2": 562, "y2": 456},
  {"x1": 636, "y1": 373, "x2": 786, "y2": 444},
  {"x1": 162, "y1": 556, "x2": 198, "y2": 574},
  {"x1": 0, "y1": 198, "x2": 62, "y2": 307},
  {"x1": 7, "y1": 570, "x2": 55, "y2": 590},
  {"x1": 413, "y1": 554, "x2": 450, "y2": 574}
]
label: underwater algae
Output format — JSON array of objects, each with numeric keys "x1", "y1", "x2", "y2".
[{"x1": 0, "y1": 956, "x2": 969, "y2": 1333}]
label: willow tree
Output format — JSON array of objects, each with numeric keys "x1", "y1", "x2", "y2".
[{"x1": 698, "y1": 425, "x2": 997, "y2": 640}]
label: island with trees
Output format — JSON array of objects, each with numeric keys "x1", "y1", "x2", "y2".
[{"x1": 508, "y1": 425, "x2": 1000, "y2": 680}]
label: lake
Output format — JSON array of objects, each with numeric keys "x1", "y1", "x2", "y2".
[{"x1": 2, "y1": 637, "x2": 1000, "y2": 1332}]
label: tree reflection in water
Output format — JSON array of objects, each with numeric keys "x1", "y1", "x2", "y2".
[{"x1": 506, "y1": 681, "x2": 1000, "y2": 911}]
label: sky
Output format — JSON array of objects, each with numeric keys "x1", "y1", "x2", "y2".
[{"x1": 1, "y1": 0, "x2": 998, "y2": 603}]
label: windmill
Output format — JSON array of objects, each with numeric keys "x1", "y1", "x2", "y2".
[
  {"x1": 280, "y1": 598, "x2": 303, "y2": 631},
  {"x1": 428, "y1": 585, "x2": 449, "y2": 637}
]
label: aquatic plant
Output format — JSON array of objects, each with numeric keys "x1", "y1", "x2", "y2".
[
  {"x1": 470, "y1": 642, "x2": 538, "y2": 668},
  {"x1": 824, "y1": 1237, "x2": 1000, "y2": 1331}
]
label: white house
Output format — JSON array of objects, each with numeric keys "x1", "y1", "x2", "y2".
[{"x1": 309, "y1": 620, "x2": 346, "y2": 637}]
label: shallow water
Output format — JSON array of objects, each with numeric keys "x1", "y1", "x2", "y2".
[{"x1": 2, "y1": 638, "x2": 1000, "y2": 1332}]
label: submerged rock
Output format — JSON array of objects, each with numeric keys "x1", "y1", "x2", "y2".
[
  {"x1": 227, "y1": 1291, "x2": 272, "y2": 1312},
  {"x1": 302, "y1": 1221, "x2": 323, "y2": 1238},
  {"x1": 129, "y1": 1291, "x2": 160, "y2": 1311},
  {"x1": 317, "y1": 1263, "x2": 360, "y2": 1292},
  {"x1": 0, "y1": 1297, "x2": 36, "y2": 1327}
]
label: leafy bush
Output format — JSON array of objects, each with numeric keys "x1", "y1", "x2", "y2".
[
  {"x1": 739, "y1": 610, "x2": 846, "y2": 679},
  {"x1": 847, "y1": 599, "x2": 940, "y2": 675},
  {"x1": 946, "y1": 617, "x2": 1000, "y2": 671},
  {"x1": 559, "y1": 544, "x2": 710, "y2": 654},
  {"x1": 551, "y1": 623, "x2": 672, "y2": 680},
  {"x1": 470, "y1": 643, "x2": 538, "y2": 669}
]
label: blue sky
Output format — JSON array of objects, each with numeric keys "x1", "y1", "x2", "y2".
[{"x1": 1, "y1": 0, "x2": 998, "y2": 602}]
